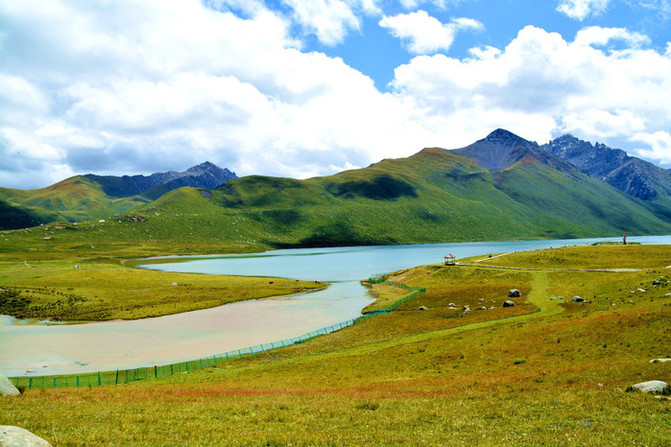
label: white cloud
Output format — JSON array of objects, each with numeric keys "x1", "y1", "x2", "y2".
[
  {"x1": 1, "y1": 0, "x2": 671, "y2": 190},
  {"x1": 557, "y1": 0, "x2": 612, "y2": 20},
  {"x1": 574, "y1": 26, "x2": 651, "y2": 48},
  {"x1": 379, "y1": 10, "x2": 483, "y2": 54},
  {"x1": 631, "y1": 131, "x2": 671, "y2": 165},
  {"x1": 281, "y1": 0, "x2": 381, "y2": 46},
  {"x1": 390, "y1": 25, "x2": 671, "y2": 150}
]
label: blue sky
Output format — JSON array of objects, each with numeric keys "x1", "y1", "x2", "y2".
[{"x1": 1, "y1": 0, "x2": 671, "y2": 188}]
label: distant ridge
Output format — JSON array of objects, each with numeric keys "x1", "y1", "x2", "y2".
[
  {"x1": 85, "y1": 161, "x2": 237, "y2": 200},
  {"x1": 542, "y1": 135, "x2": 671, "y2": 201},
  {"x1": 0, "y1": 162, "x2": 237, "y2": 230}
]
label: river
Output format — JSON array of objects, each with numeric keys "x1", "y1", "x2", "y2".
[{"x1": 1, "y1": 235, "x2": 669, "y2": 377}]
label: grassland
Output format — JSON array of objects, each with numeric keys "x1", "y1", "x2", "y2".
[
  {"x1": 0, "y1": 237, "x2": 322, "y2": 322},
  {"x1": 0, "y1": 258, "x2": 325, "y2": 321},
  {"x1": 2, "y1": 244, "x2": 670, "y2": 445}
]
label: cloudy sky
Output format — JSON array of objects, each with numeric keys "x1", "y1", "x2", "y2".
[{"x1": 1, "y1": 0, "x2": 671, "y2": 189}]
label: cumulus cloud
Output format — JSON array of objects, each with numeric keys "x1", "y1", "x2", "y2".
[
  {"x1": 1, "y1": 0, "x2": 671, "y2": 190},
  {"x1": 557, "y1": 0, "x2": 612, "y2": 20},
  {"x1": 574, "y1": 26, "x2": 651, "y2": 48},
  {"x1": 281, "y1": 0, "x2": 381, "y2": 46},
  {"x1": 0, "y1": 0, "x2": 435, "y2": 188},
  {"x1": 390, "y1": 25, "x2": 671, "y2": 148},
  {"x1": 379, "y1": 10, "x2": 483, "y2": 54},
  {"x1": 631, "y1": 131, "x2": 671, "y2": 165}
]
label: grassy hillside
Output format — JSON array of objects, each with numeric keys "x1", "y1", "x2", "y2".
[
  {"x1": 0, "y1": 176, "x2": 148, "y2": 230},
  {"x1": 2, "y1": 147, "x2": 671, "y2": 251},
  {"x1": 3, "y1": 245, "x2": 670, "y2": 445}
]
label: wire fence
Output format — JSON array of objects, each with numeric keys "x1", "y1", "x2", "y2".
[{"x1": 9, "y1": 274, "x2": 425, "y2": 390}]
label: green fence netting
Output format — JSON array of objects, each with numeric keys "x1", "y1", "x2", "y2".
[{"x1": 9, "y1": 274, "x2": 424, "y2": 390}]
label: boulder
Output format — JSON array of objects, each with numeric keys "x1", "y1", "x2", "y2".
[
  {"x1": 463, "y1": 307, "x2": 471, "y2": 314},
  {"x1": 631, "y1": 380, "x2": 668, "y2": 394},
  {"x1": 0, "y1": 375, "x2": 19, "y2": 397},
  {"x1": 650, "y1": 358, "x2": 671, "y2": 363},
  {"x1": 418, "y1": 306, "x2": 428, "y2": 311},
  {"x1": 652, "y1": 280, "x2": 661, "y2": 286},
  {"x1": 571, "y1": 296, "x2": 585, "y2": 302},
  {"x1": 0, "y1": 426, "x2": 52, "y2": 447},
  {"x1": 448, "y1": 303, "x2": 457, "y2": 309},
  {"x1": 508, "y1": 289, "x2": 521, "y2": 298},
  {"x1": 503, "y1": 300, "x2": 516, "y2": 307}
]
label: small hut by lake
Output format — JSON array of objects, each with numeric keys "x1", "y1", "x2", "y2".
[{"x1": 444, "y1": 254, "x2": 457, "y2": 265}]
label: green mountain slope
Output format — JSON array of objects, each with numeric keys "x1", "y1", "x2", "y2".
[
  {"x1": 0, "y1": 177, "x2": 148, "y2": 229},
  {"x1": 9, "y1": 146, "x2": 669, "y2": 252}
]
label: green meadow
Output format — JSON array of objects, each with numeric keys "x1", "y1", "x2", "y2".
[{"x1": 2, "y1": 244, "x2": 670, "y2": 445}]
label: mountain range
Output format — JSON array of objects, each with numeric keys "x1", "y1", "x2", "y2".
[
  {"x1": 0, "y1": 162, "x2": 236, "y2": 230},
  {"x1": 2, "y1": 130, "x2": 671, "y2": 246}
]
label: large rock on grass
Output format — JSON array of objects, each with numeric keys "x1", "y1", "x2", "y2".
[
  {"x1": 508, "y1": 289, "x2": 521, "y2": 297},
  {"x1": 631, "y1": 380, "x2": 668, "y2": 393},
  {"x1": 0, "y1": 375, "x2": 19, "y2": 397},
  {"x1": 503, "y1": 300, "x2": 516, "y2": 307},
  {"x1": 0, "y1": 426, "x2": 52, "y2": 447}
]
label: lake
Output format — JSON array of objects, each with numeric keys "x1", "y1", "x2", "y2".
[{"x1": 2, "y1": 235, "x2": 669, "y2": 377}]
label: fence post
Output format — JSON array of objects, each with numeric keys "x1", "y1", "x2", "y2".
[
  {"x1": 98, "y1": 371, "x2": 102, "y2": 386},
  {"x1": 115, "y1": 369, "x2": 119, "y2": 385},
  {"x1": 154, "y1": 365, "x2": 158, "y2": 378}
]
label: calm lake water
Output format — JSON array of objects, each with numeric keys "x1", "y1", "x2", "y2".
[{"x1": 2, "y1": 235, "x2": 669, "y2": 377}]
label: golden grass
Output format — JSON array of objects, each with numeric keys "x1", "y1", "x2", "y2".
[
  {"x1": 0, "y1": 259, "x2": 325, "y2": 321},
  {"x1": 2, "y1": 244, "x2": 671, "y2": 445}
]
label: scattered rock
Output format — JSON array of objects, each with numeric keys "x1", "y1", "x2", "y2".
[
  {"x1": 557, "y1": 296, "x2": 565, "y2": 300},
  {"x1": 650, "y1": 358, "x2": 671, "y2": 363},
  {"x1": 653, "y1": 280, "x2": 662, "y2": 286},
  {"x1": 637, "y1": 288, "x2": 647, "y2": 293},
  {"x1": 0, "y1": 375, "x2": 19, "y2": 397},
  {"x1": 631, "y1": 380, "x2": 668, "y2": 393},
  {"x1": 0, "y1": 426, "x2": 51, "y2": 447},
  {"x1": 171, "y1": 282, "x2": 177, "y2": 286},
  {"x1": 665, "y1": 293, "x2": 671, "y2": 297},
  {"x1": 448, "y1": 303, "x2": 457, "y2": 309},
  {"x1": 476, "y1": 306, "x2": 486, "y2": 311},
  {"x1": 418, "y1": 306, "x2": 428, "y2": 311},
  {"x1": 503, "y1": 300, "x2": 516, "y2": 307},
  {"x1": 508, "y1": 289, "x2": 521, "y2": 298},
  {"x1": 463, "y1": 307, "x2": 471, "y2": 314},
  {"x1": 571, "y1": 296, "x2": 585, "y2": 302}
]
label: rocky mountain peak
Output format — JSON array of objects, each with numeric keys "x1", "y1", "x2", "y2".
[
  {"x1": 542, "y1": 135, "x2": 665, "y2": 200},
  {"x1": 85, "y1": 162, "x2": 237, "y2": 199},
  {"x1": 483, "y1": 129, "x2": 533, "y2": 148},
  {"x1": 452, "y1": 129, "x2": 570, "y2": 173}
]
